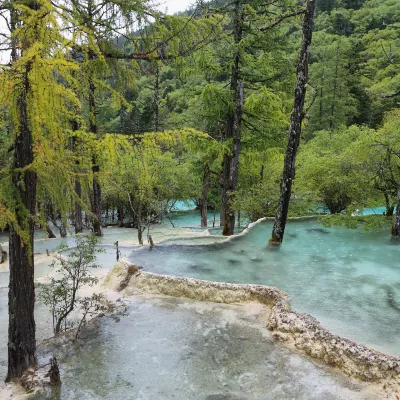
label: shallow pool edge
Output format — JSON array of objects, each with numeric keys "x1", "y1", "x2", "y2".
[{"x1": 106, "y1": 263, "x2": 400, "y2": 396}]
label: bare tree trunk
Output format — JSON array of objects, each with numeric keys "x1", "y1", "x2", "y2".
[
  {"x1": 88, "y1": 49, "x2": 102, "y2": 237},
  {"x1": 270, "y1": 0, "x2": 316, "y2": 244},
  {"x1": 7, "y1": 57, "x2": 37, "y2": 381},
  {"x1": 223, "y1": 82, "x2": 244, "y2": 236},
  {"x1": 201, "y1": 163, "x2": 210, "y2": 228},
  {"x1": 221, "y1": 0, "x2": 244, "y2": 235},
  {"x1": 392, "y1": 189, "x2": 400, "y2": 237}
]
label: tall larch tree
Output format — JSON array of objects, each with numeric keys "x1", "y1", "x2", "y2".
[
  {"x1": 0, "y1": 0, "x2": 80, "y2": 380},
  {"x1": 270, "y1": 0, "x2": 316, "y2": 244}
]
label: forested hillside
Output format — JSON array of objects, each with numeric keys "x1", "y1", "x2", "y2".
[
  {"x1": 95, "y1": 0, "x2": 400, "y2": 225},
  {"x1": 1, "y1": 0, "x2": 399, "y2": 243}
]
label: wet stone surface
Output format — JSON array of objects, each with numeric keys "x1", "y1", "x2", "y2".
[{"x1": 33, "y1": 295, "x2": 375, "y2": 400}]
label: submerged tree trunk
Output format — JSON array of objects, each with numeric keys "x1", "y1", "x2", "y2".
[
  {"x1": 270, "y1": 0, "x2": 316, "y2": 244},
  {"x1": 46, "y1": 225, "x2": 56, "y2": 239},
  {"x1": 201, "y1": 163, "x2": 211, "y2": 228},
  {"x1": 7, "y1": 61, "x2": 37, "y2": 381},
  {"x1": 221, "y1": 0, "x2": 244, "y2": 236},
  {"x1": 392, "y1": 189, "x2": 400, "y2": 237},
  {"x1": 59, "y1": 222, "x2": 67, "y2": 238}
]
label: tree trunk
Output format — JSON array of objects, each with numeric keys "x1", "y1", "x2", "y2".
[
  {"x1": 117, "y1": 207, "x2": 124, "y2": 227},
  {"x1": 7, "y1": 60, "x2": 37, "y2": 381},
  {"x1": 221, "y1": 0, "x2": 244, "y2": 235},
  {"x1": 384, "y1": 192, "x2": 394, "y2": 217},
  {"x1": 270, "y1": 0, "x2": 316, "y2": 244},
  {"x1": 46, "y1": 225, "x2": 56, "y2": 239},
  {"x1": 88, "y1": 50, "x2": 102, "y2": 237},
  {"x1": 59, "y1": 222, "x2": 67, "y2": 238},
  {"x1": 75, "y1": 178, "x2": 83, "y2": 233},
  {"x1": 137, "y1": 200, "x2": 144, "y2": 245},
  {"x1": 0, "y1": 245, "x2": 7, "y2": 264},
  {"x1": 223, "y1": 81, "x2": 244, "y2": 236},
  {"x1": 71, "y1": 130, "x2": 83, "y2": 234},
  {"x1": 392, "y1": 189, "x2": 400, "y2": 237},
  {"x1": 220, "y1": 158, "x2": 229, "y2": 227},
  {"x1": 201, "y1": 163, "x2": 210, "y2": 228},
  {"x1": 91, "y1": 164, "x2": 102, "y2": 236},
  {"x1": 45, "y1": 357, "x2": 60, "y2": 386}
]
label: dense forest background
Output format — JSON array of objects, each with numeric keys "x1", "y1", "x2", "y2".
[
  {"x1": 92, "y1": 0, "x2": 400, "y2": 226},
  {"x1": 1, "y1": 0, "x2": 399, "y2": 239}
]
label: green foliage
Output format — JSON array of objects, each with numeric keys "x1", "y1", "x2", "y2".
[
  {"x1": 234, "y1": 148, "x2": 284, "y2": 220},
  {"x1": 0, "y1": 0, "x2": 82, "y2": 245},
  {"x1": 1, "y1": 0, "x2": 399, "y2": 237},
  {"x1": 39, "y1": 235, "x2": 104, "y2": 334},
  {"x1": 307, "y1": 32, "x2": 358, "y2": 134},
  {"x1": 296, "y1": 126, "x2": 380, "y2": 214},
  {"x1": 100, "y1": 129, "x2": 218, "y2": 238}
]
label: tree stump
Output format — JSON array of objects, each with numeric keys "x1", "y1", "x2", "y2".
[{"x1": 45, "y1": 357, "x2": 61, "y2": 386}]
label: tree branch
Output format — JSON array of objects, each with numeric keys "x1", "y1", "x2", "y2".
[{"x1": 259, "y1": 9, "x2": 305, "y2": 32}]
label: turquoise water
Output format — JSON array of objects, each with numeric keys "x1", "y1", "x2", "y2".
[
  {"x1": 130, "y1": 219, "x2": 400, "y2": 356},
  {"x1": 170, "y1": 200, "x2": 197, "y2": 211},
  {"x1": 166, "y1": 210, "x2": 221, "y2": 227},
  {"x1": 165, "y1": 205, "x2": 389, "y2": 228},
  {"x1": 362, "y1": 206, "x2": 391, "y2": 215},
  {"x1": 167, "y1": 210, "x2": 251, "y2": 228}
]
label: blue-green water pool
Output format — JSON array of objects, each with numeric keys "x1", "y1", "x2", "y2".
[{"x1": 130, "y1": 219, "x2": 400, "y2": 356}]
